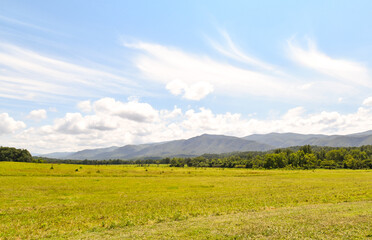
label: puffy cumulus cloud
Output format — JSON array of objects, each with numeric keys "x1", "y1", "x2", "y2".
[
  {"x1": 183, "y1": 82, "x2": 214, "y2": 100},
  {"x1": 282, "y1": 106, "x2": 306, "y2": 120},
  {"x1": 27, "y1": 109, "x2": 47, "y2": 121},
  {"x1": 182, "y1": 108, "x2": 242, "y2": 134},
  {"x1": 166, "y1": 80, "x2": 214, "y2": 100},
  {"x1": 77, "y1": 100, "x2": 92, "y2": 113},
  {"x1": 166, "y1": 79, "x2": 186, "y2": 96},
  {"x1": 54, "y1": 113, "x2": 119, "y2": 134},
  {"x1": 53, "y1": 97, "x2": 162, "y2": 135},
  {"x1": 0, "y1": 113, "x2": 26, "y2": 135},
  {"x1": 259, "y1": 107, "x2": 372, "y2": 135},
  {"x1": 173, "y1": 106, "x2": 372, "y2": 137},
  {"x1": 160, "y1": 106, "x2": 182, "y2": 119},
  {"x1": 54, "y1": 113, "x2": 87, "y2": 134},
  {"x1": 94, "y1": 97, "x2": 159, "y2": 122},
  {"x1": 363, "y1": 97, "x2": 372, "y2": 107},
  {"x1": 3, "y1": 98, "x2": 372, "y2": 153},
  {"x1": 47, "y1": 98, "x2": 160, "y2": 136}
]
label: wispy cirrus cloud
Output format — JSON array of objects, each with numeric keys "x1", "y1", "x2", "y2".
[
  {"x1": 288, "y1": 38, "x2": 371, "y2": 88},
  {"x1": 124, "y1": 41, "x2": 301, "y2": 101},
  {"x1": 0, "y1": 14, "x2": 58, "y2": 34},
  {"x1": 208, "y1": 30, "x2": 281, "y2": 74},
  {"x1": 0, "y1": 43, "x2": 139, "y2": 102},
  {"x1": 125, "y1": 32, "x2": 371, "y2": 103}
]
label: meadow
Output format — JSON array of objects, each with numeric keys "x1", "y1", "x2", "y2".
[{"x1": 0, "y1": 162, "x2": 371, "y2": 239}]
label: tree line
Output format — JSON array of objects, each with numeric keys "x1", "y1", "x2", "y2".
[
  {"x1": 169, "y1": 145, "x2": 372, "y2": 169},
  {"x1": 33, "y1": 157, "x2": 171, "y2": 165},
  {"x1": 31, "y1": 145, "x2": 372, "y2": 169},
  {"x1": 2, "y1": 145, "x2": 372, "y2": 169}
]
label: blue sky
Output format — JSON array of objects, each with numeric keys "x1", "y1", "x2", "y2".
[{"x1": 1, "y1": 0, "x2": 372, "y2": 153}]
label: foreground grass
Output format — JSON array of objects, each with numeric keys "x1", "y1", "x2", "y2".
[
  {"x1": 0, "y1": 162, "x2": 371, "y2": 239},
  {"x1": 76, "y1": 201, "x2": 372, "y2": 240}
]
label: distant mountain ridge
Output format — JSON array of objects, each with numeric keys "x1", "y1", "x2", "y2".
[
  {"x1": 39, "y1": 130, "x2": 372, "y2": 160},
  {"x1": 243, "y1": 133, "x2": 326, "y2": 148},
  {"x1": 243, "y1": 130, "x2": 372, "y2": 148},
  {"x1": 40, "y1": 134, "x2": 273, "y2": 160}
]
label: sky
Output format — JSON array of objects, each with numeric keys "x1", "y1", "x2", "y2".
[{"x1": 1, "y1": 0, "x2": 372, "y2": 154}]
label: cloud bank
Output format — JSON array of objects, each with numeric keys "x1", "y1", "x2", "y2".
[{"x1": 2, "y1": 97, "x2": 372, "y2": 153}]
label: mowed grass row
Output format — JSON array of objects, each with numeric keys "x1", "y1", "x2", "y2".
[{"x1": 0, "y1": 162, "x2": 371, "y2": 239}]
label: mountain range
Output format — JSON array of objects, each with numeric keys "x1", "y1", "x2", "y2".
[{"x1": 40, "y1": 130, "x2": 372, "y2": 160}]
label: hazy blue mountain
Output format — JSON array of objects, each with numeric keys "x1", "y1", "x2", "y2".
[
  {"x1": 306, "y1": 134, "x2": 372, "y2": 147},
  {"x1": 244, "y1": 130, "x2": 372, "y2": 148},
  {"x1": 67, "y1": 146, "x2": 119, "y2": 160},
  {"x1": 93, "y1": 144, "x2": 160, "y2": 160},
  {"x1": 115, "y1": 134, "x2": 273, "y2": 159},
  {"x1": 42, "y1": 130, "x2": 372, "y2": 160},
  {"x1": 244, "y1": 133, "x2": 326, "y2": 148},
  {"x1": 53, "y1": 134, "x2": 273, "y2": 160},
  {"x1": 38, "y1": 151, "x2": 76, "y2": 159},
  {"x1": 348, "y1": 130, "x2": 372, "y2": 136}
]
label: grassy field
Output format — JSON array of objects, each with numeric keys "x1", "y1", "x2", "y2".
[{"x1": 0, "y1": 162, "x2": 371, "y2": 239}]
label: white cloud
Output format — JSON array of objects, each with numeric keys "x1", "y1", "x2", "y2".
[
  {"x1": 160, "y1": 106, "x2": 182, "y2": 119},
  {"x1": 288, "y1": 38, "x2": 371, "y2": 87},
  {"x1": 27, "y1": 109, "x2": 47, "y2": 121},
  {"x1": 54, "y1": 113, "x2": 118, "y2": 134},
  {"x1": 77, "y1": 100, "x2": 92, "y2": 113},
  {"x1": 94, "y1": 97, "x2": 158, "y2": 122},
  {"x1": 166, "y1": 80, "x2": 214, "y2": 100},
  {"x1": 208, "y1": 29, "x2": 280, "y2": 73},
  {"x1": 282, "y1": 106, "x2": 306, "y2": 120},
  {"x1": 0, "y1": 113, "x2": 26, "y2": 135},
  {"x1": 54, "y1": 113, "x2": 89, "y2": 134},
  {"x1": 182, "y1": 108, "x2": 242, "y2": 134},
  {"x1": 363, "y1": 97, "x2": 372, "y2": 107},
  {"x1": 183, "y1": 82, "x2": 214, "y2": 100},
  {"x1": 52, "y1": 98, "x2": 160, "y2": 135},
  {"x1": 166, "y1": 79, "x2": 187, "y2": 96}
]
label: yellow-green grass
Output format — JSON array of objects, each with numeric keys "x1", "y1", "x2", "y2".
[{"x1": 0, "y1": 162, "x2": 371, "y2": 239}]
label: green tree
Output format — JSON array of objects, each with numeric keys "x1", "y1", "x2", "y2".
[{"x1": 304, "y1": 153, "x2": 318, "y2": 169}]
